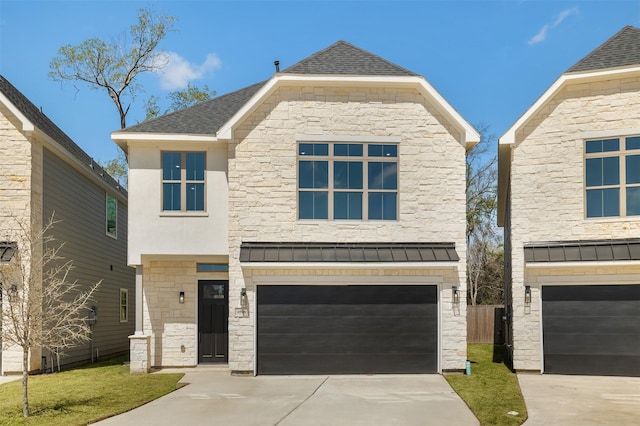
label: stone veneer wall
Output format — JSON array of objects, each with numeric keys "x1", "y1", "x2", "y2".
[
  {"x1": 509, "y1": 76, "x2": 640, "y2": 370},
  {"x1": 227, "y1": 86, "x2": 468, "y2": 372}
]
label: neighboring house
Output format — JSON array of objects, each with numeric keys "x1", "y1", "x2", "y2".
[
  {"x1": 113, "y1": 41, "x2": 479, "y2": 375},
  {"x1": 498, "y1": 26, "x2": 640, "y2": 376},
  {"x1": 0, "y1": 75, "x2": 135, "y2": 374}
]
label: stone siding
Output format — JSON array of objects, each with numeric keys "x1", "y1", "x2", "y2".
[
  {"x1": 227, "y1": 86, "x2": 468, "y2": 372},
  {"x1": 509, "y1": 76, "x2": 640, "y2": 370}
]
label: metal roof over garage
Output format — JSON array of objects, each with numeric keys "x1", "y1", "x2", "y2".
[
  {"x1": 240, "y1": 242, "x2": 459, "y2": 263},
  {"x1": 524, "y1": 239, "x2": 640, "y2": 263}
]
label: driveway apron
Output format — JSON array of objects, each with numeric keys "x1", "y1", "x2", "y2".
[{"x1": 93, "y1": 369, "x2": 478, "y2": 426}]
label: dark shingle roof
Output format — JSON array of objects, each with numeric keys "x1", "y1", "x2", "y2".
[
  {"x1": 240, "y1": 242, "x2": 459, "y2": 263},
  {"x1": 282, "y1": 40, "x2": 419, "y2": 76},
  {"x1": 117, "y1": 41, "x2": 419, "y2": 135},
  {"x1": 0, "y1": 75, "x2": 124, "y2": 194},
  {"x1": 567, "y1": 26, "x2": 640, "y2": 73},
  {"x1": 524, "y1": 239, "x2": 640, "y2": 262},
  {"x1": 121, "y1": 81, "x2": 266, "y2": 134}
]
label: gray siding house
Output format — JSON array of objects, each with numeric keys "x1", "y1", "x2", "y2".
[
  {"x1": 498, "y1": 27, "x2": 640, "y2": 376},
  {"x1": 0, "y1": 75, "x2": 135, "y2": 374}
]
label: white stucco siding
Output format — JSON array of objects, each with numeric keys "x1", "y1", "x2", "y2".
[
  {"x1": 127, "y1": 143, "x2": 229, "y2": 265},
  {"x1": 509, "y1": 75, "x2": 640, "y2": 370},
  {"x1": 227, "y1": 85, "x2": 468, "y2": 372}
]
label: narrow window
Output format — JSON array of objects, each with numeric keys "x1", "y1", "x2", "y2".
[
  {"x1": 106, "y1": 194, "x2": 117, "y2": 238},
  {"x1": 162, "y1": 152, "x2": 206, "y2": 212},
  {"x1": 120, "y1": 288, "x2": 128, "y2": 322}
]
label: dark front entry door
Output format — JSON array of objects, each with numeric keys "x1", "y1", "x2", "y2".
[{"x1": 198, "y1": 280, "x2": 228, "y2": 363}]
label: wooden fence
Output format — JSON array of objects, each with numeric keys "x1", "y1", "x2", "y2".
[{"x1": 467, "y1": 305, "x2": 505, "y2": 344}]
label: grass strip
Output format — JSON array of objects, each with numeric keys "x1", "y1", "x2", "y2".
[{"x1": 446, "y1": 344, "x2": 527, "y2": 426}]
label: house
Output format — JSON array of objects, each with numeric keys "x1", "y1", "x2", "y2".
[
  {"x1": 0, "y1": 75, "x2": 135, "y2": 374},
  {"x1": 498, "y1": 26, "x2": 640, "y2": 376},
  {"x1": 113, "y1": 41, "x2": 479, "y2": 374}
]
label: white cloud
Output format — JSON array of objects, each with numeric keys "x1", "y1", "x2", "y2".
[
  {"x1": 155, "y1": 52, "x2": 222, "y2": 90},
  {"x1": 528, "y1": 7, "x2": 579, "y2": 46}
]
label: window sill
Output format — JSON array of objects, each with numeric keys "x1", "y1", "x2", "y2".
[
  {"x1": 296, "y1": 219, "x2": 399, "y2": 224},
  {"x1": 159, "y1": 212, "x2": 209, "y2": 218},
  {"x1": 583, "y1": 216, "x2": 640, "y2": 223}
]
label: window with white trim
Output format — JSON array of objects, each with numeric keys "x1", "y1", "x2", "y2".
[
  {"x1": 119, "y1": 288, "x2": 128, "y2": 322},
  {"x1": 106, "y1": 194, "x2": 117, "y2": 238},
  {"x1": 298, "y1": 142, "x2": 398, "y2": 220},
  {"x1": 162, "y1": 152, "x2": 205, "y2": 211},
  {"x1": 585, "y1": 136, "x2": 640, "y2": 218}
]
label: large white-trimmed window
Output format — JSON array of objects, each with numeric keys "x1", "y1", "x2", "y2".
[
  {"x1": 119, "y1": 288, "x2": 128, "y2": 323},
  {"x1": 585, "y1": 136, "x2": 640, "y2": 218},
  {"x1": 162, "y1": 152, "x2": 205, "y2": 211},
  {"x1": 298, "y1": 142, "x2": 398, "y2": 220},
  {"x1": 106, "y1": 194, "x2": 117, "y2": 238}
]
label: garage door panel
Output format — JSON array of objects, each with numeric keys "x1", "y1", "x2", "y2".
[
  {"x1": 257, "y1": 285, "x2": 438, "y2": 375},
  {"x1": 259, "y1": 353, "x2": 438, "y2": 375},
  {"x1": 259, "y1": 316, "x2": 438, "y2": 335},
  {"x1": 543, "y1": 300, "x2": 638, "y2": 317},
  {"x1": 543, "y1": 316, "x2": 640, "y2": 335},
  {"x1": 545, "y1": 354, "x2": 640, "y2": 376},
  {"x1": 258, "y1": 303, "x2": 437, "y2": 318},
  {"x1": 542, "y1": 284, "x2": 640, "y2": 376},
  {"x1": 258, "y1": 332, "x2": 437, "y2": 355}
]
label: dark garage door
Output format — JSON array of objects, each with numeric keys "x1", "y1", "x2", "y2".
[
  {"x1": 542, "y1": 284, "x2": 640, "y2": 376},
  {"x1": 257, "y1": 285, "x2": 438, "y2": 375}
]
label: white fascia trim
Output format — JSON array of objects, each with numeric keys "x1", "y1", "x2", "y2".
[
  {"x1": 217, "y1": 74, "x2": 480, "y2": 147},
  {"x1": 111, "y1": 132, "x2": 218, "y2": 142},
  {"x1": 0, "y1": 91, "x2": 35, "y2": 132},
  {"x1": 526, "y1": 260, "x2": 640, "y2": 268},
  {"x1": 241, "y1": 261, "x2": 459, "y2": 270},
  {"x1": 500, "y1": 66, "x2": 640, "y2": 146}
]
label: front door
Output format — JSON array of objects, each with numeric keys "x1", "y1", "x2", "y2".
[{"x1": 198, "y1": 280, "x2": 228, "y2": 363}]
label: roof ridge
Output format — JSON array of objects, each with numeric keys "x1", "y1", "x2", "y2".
[{"x1": 566, "y1": 25, "x2": 640, "y2": 73}]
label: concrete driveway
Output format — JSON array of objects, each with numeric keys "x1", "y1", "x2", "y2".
[
  {"x1": 94, "y1": 368, "x2": 478, "y2": 426},
  {"x1": 518, "y1": 374, "x2": 640, "y2": 425}
]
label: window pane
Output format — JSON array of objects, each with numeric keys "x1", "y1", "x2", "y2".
[
  {"x1": 627, "y1": 136, "x2": 640, "y2": 151},
  {"x1": 299, "y1": 161, "x2": 328, "y2": 189},
  {"x1": 368, "y1": 144, "x2": 383, "y2": 157},
  {"x1": 368, "y1": 162, "x2": 383, "y2": 189},
  {"x1": 368, "y1": 162, "x2": 397, "y2": 189},
  {"x1": 585, "y1": 140, "x2": 602, "y2": 154},
  {"x1": 383, "y1": 145, "x2": 398, "y2": 157},
  {"x1": 626, "y1": 155, "x2": 640, "y2": 184},
  {"x1": 602, "y1": 188, "x2": 619, "y2": 216},
  {"x1": 603, "y1": 138, "x2": 620, "y2": 152},
  {"x1": 627, "y1": 187, "x2": 640, "y2": 216},
  {"x1": 186, "y1": 183, "x2": 204, "y2": 211},
  {"x1": 382, "y1": 193, "x2": 397, "y2": 220},
  {"x1": 602, "y1": 157, "x2": 619, "y2": 185},
  {"x1": 334, "y1": 162, "x2": 363, "y2": 189},
  {"x1": 162, "y1": 152, "x2": 181, "y2": 180},
  {"x1": 299, "y1": 143, "x2": 328, "y2": 156},
  {"x1": 369, "y1": 192, "x2": 383, "y2": 219},
  {"x1": 163, "y1": 183, "x2": 181, "y2": 210},
  {"x1": 334, "y1": 144, "x2": 363, "y2": 157},
  {"x1": 586, "y1": 189, "x2": 602, "y2": 218},
  {"x1": 334, "y1": 192, "x2": 362, "y2": 219},
  {"x1": 368, "y1": 192, "x2": 397, "y2": 220},
  {"x1": 299, "y1": 191, "x2": 328, "y2": 219},
  {"x1": 186, "y1": 152, "x2": 205, "y2": 180},
  {"x1": 585, "y1": 158, "x2": 602, "y2": 187}
]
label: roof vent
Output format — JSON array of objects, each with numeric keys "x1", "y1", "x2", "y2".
[{"x1": 274, "y1": 60, "x2": 280, "y2": 72}]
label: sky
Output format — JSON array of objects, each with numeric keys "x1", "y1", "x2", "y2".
[{"x1": 1, "y1": 0, "x2": 640, "y2": 164}]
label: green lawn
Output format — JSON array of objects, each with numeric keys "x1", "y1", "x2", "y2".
[
  {"x1": 446, "y1": 344, "x2": 527, "y2": 426},
  {"x1": 0, "y1": 356, "x2": 183, "y2": 425}
]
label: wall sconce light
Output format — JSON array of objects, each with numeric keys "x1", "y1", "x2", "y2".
[
  {"x1": 452, "y1": 286, "x2": 460, "y2": 304},
  {"x1": 240, "y1": 288, "x2": 248, "y2": 309},
  {"x1": 524, "y1": 285, "x2": 531, "y2": 305},
  {"x1": 179, "y1": 291, "x2": 185, "y2": 304}
]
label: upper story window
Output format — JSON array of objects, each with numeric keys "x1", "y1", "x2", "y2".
[
  {"x1": 298, "y1": 142, "x2": 398, "y2": 220},
  {"x1": 162, "y1": 152, "x2": 205, "y2": 212},
  {"x1": 106, "y1": 194, "x2": 117, "y2": 238},
  {"x1": 585, "y1": 136, "x2": 640, "y2": 218}
]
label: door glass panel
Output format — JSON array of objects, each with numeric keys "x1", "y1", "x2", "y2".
[{"x1": 204, "y1": 284, "x2": 225, "y2": 299}]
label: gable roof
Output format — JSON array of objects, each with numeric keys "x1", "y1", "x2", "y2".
[
  {"x1": 282, "y1": 40, "x2": 419, "y2": 76},
  {"x1": 567, "y1": 26, "x2": 640, "y2": 73},
  {"x1": 0, "y1": 75, "x2": 125, "y2": 195}
]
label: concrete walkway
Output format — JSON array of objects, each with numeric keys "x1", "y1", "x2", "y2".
[
  {"x1": 0, "y1": 375, "x2": 20, "y2": 385},
  {"x1": 94, "y1": 368, "x2": 478, "y2": 426},
  {"x1": 518, "y1": 374, "x2": 640, "y2": 426}
]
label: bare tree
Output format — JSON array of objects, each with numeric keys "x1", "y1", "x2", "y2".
[
  {"x1": 466, "y1": 124, "x2": 501, "y2": 305},
  {"x1": 0, "y1": 214, "x2": 100, "y2": 417},
  {"x1": 48, "y1": 7, "x2": 176, "y2": 129}
]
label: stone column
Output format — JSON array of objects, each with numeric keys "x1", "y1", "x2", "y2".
[{"x1": 129, "y1": 265, "x2": 149, "y2": 373}]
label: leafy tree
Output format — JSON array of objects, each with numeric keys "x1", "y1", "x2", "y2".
[
  {"x1": 48, "y1": 7, "x2": 176, "y2": 129},
  {"x1": 145, "y1": 83, "x2": 216, "y2": 120},
  {"x1": 466, "y1": 124, "x2": 502, "y2": 305},
  {"x1": 0, "y1": 214, "x2": 100, "y2": 417},
  {"x1": 99, "y1": 150, "x2": 128, "y2": 188}
]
